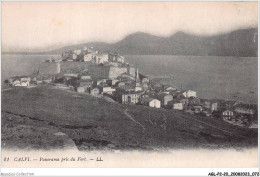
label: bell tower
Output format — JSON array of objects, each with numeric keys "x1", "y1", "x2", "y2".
[
  {"x1": 57, "y1": 62, "x2": 61, "y2": 73},
  {"x1": 135, "y1": 68, "x2": 142, "y2": 92}
]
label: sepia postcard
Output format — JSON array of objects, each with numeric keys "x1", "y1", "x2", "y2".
[{"x1": 1, "y1": 1, "x2": 259, "y2": 176}]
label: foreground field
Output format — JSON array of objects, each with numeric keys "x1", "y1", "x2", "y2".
[{"x1": 1, "y1": 86, "x2": 258, "y2": 151}]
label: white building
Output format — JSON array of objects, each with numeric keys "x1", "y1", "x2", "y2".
[
  {"x1": 20, "y1": 81, "x2": 29, "y2": 87},
  {"x1": 172, "y1": 102, "x2": 183, "y2": 110},
  {"x1": 64, "y1": 73, "x2": 79, "y2": 77},
  {"x1": 90, "y1": 87, "x2": 100, "y2": 96},
  {"x1": 72, "y1": 53, "x2": 77, "y2": 60},
  {"x1": 96, "y1": 79, "x2": 107, "y2": 86},
  {"x1": 74, "y1": 50, "x2": 82, "y2": 55},
  {"x1": 141, "y1": 97, "x2": 161, "y2": 108},
  {"x1": 117, "y1": 82, "x2": 126, "y2": 88},
  {"x1": 135, "y1": 86, "x2": 142, "y2": 92},
  {"x1": 43, "y1": 79, "x2": 52, "y2": 84},
  {"x1": 81, "y1": 75, "x2": 92, "y2": 80},
  {"x1": 117, "y1": 56, "x2": 125, "y2": 63},
  {"x1": 164, "y1": 86, "x2": 176, "y2": 91},
  {"x1": 121, "y1": 93, "x2": 140, "y2": 104},
  {"x1": 97, "y1": 53, "x2": 109, "y2": 64},
  {"x1": 20, "y1": 77, "x2": 31, "y2": 82},
  {"x1": 102, "y1": 86, "x2": 116, "y2": 95},
  {"x1": 13, "y1": 80, "x2": 21, "y2": 86},
  {"x1": 84, "y1": 53, "x2": 92, "y2": 62},
  {"x1": 211, "y1": 102, "x2": 218, "y2": 111},
  {"x1": 77, "y1": 87, "x2": 85, "y2": 93},
  {"x1": 182, "y1": 90, "x2": 197, "y2": 98},
  {"x1": 222, "y1": 110, "x2": 234, "y2": 119}
]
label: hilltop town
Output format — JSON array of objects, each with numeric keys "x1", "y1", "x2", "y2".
[{"x1": 4, "y1": 47, "x2": 258, "y2": 129}]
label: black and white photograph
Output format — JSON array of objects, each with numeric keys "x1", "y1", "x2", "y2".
[{"x1": 1, "y1": 1, "x2": 258, "y2": 174}]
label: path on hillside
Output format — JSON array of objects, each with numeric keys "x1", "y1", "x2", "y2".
[
  {"x1": 124, "y1": 108, "x2": 146, "y2": 133},
  {"x1": 2, "y1": 88, "x2": 13, "y2": 92},
  {"x1": 171, "y1": 111, "x2": 248, "y2": 139}
]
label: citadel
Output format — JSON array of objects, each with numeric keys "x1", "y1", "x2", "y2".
[{"x1": 41, "y1": 47, "x2": 136, "y2": 80}]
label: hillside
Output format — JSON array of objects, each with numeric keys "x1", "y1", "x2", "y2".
[
  {"x1": 4, "y1": 28, "x2": 256, "y2": 57},
  {"x1": 2, "y1": 86, "x2": 258, "y2": 151},
  {"x1": 98, "y1": 28, "x2": 258, "y2": 57}
]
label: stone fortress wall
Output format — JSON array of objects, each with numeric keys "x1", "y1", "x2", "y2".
[{"x1": 39, "y1": 62, "x2": 136, "y2": 80}]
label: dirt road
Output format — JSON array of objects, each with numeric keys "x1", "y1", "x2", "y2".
[{"x1": 124, "y1": 108, "x2": 146, "y2": 133}]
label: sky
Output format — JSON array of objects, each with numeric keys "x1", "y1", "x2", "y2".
[{"x1": 2, "y1": 1, "x2": 258, "y2": 52}]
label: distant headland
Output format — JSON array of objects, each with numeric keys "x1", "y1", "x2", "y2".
[{"x1": 2, "y1": 28, "x2": 257, "y2": 57}]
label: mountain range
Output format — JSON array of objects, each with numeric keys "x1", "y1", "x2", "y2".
[{"x1": 4, "y1": 28, "x2": 258, "y2": 57}]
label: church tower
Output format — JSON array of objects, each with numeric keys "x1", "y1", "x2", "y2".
[
  {"x1": 57, "y1": 62, "x2": 61, "y2": 73},
  {"x1": 136, "y1": 68, "x2": 140, "y2": 82},
  {"x1": 135, "y1": 68, "x2": 141, "y2": 91}
]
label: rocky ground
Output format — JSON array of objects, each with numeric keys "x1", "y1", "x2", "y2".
[{"x1": 2, "y1": 112, "x2": 77, "y2": 151}]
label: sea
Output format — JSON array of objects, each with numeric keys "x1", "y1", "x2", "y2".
[{"x1": 2, "y1": 54, "x2": 258, "y2": 104}]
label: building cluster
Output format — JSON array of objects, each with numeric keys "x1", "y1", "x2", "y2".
[
  {"x1": 221, "y1": 101, "x2": 258, "y2": 127},
  {"x1": 7, "y1": 75, "x2": 53, "y2": 87},
  {"x1": 51, "y1": 64, "x2": 257, "y2": 128},
  {"x1": 59, "y1": 47, "x2": 125, "y2": 64},
  {"x1": 8, "y1": 76, "x2": 32, "y2": 87},
  {"x1": 6, "y1": 47, "x2": 258, "y2": 129}
]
